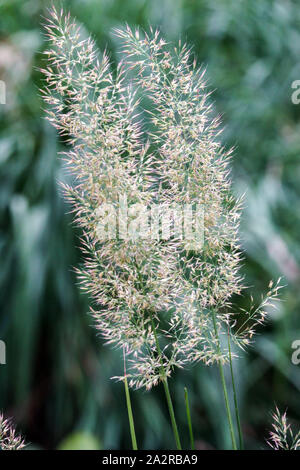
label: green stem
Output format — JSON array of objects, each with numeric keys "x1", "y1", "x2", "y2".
[
  {"x1": 150, "y1": 314, "x2": 182, "y2": 450},
  {"x1": 227, "y1": 331, "x2": 244, "y2": 450},
  {"x1": 123, "y1": 349, "x2": 138, "y2": 450},
  {"x1": 184, "y1": 387, "x2": 195, "y2": 450},
  {"x1": 162, "y1": 377, "x2": 182, "y2": 450},
  {"x1": 212, "y1": 310, "x2": 237, "y2": 450},
  {"x1": 135, "y1": 263, "x2": 181, "y2": 449}
]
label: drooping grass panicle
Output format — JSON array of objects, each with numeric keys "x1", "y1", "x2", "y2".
[{"x1": 233, "y1": 278, "x2": 282, "y2": 349}]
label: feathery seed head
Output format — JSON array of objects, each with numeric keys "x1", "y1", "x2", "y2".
[
  {"x1": 268, "y1": 407, "x2": 300, "y2": 450},
  {"x1": 0, "y1": 414, "x2": 25, "y2": 450},
  {"x1": 41, "y1": 7, "x2": 281, "y2": 389}
]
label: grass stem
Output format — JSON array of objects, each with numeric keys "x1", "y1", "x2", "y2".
[
  {"x1": 227, "y1": 331, "x2": 244, "y2": 450},
  {"x1": 212, "y1": 310, "x2": 237, "y2": 450},
  {"x1": 123, "y1": 348, "x2": 138, "y2": 450},
  {"x1": 150, "y1": 313, "x2": 182, "y2": 450},
  {"x1": 184, "y1": 387, "x2": 195, "y2": 450}
]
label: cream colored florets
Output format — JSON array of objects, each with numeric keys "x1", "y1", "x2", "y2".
[
  {"x1": 41, "y1": 7, "x2": 281, "y2": 389},
  {"x1": 0, "y1": 414, "x2": 25, "y2": 450}
]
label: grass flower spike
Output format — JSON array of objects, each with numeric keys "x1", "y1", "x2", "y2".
[
  {"x1": 114, "y1": 26, "x2": 281, "y2": 364},
  {"x1": 41, "y1": 7, "x2": 281, "y2": 392},
  {"x1": 268, "y1": 407, "x2": 300, "y2": 450},
  {"x1": 42, "y1": 7, "x2": 184, "y2": 391},
  {"x1": 0, "y1": 414, "x2": 25, "y2": 450}
]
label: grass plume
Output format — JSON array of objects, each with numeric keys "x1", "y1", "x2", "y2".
[{"x1": 41, "y1": 7, "x2": 281, "y2": 393}]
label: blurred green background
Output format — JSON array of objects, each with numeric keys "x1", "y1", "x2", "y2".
[{"x1": 0, "y1": 0, "x2": 299, "y2": 450}]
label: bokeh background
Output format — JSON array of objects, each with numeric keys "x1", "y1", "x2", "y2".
[{"x1": 0, "y1": 0, "x2": 299, "y2": 450}]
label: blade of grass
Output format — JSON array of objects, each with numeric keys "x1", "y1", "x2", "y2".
[{"x1": 184, "y1": 387, "x2": 195, "y2": 450}]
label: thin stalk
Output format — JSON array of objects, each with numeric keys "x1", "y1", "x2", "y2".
[
  {"x1": 227, "y1": 330, "x2": 244, "y2": 450},
  {"x1": 212, "y1": 310, "x2": 237, "y2": 450},
  {"x1": 136, "y1": 264, "x2": 181, "y2": 449},
  {"x1": 184, "y1": 387, "x2": 195, "y2": 450},
  {"x1": 123, "y1": 348, "x2": 138, "y2": 450},
  {"x1": 150, "y1": 314, "x2": 182, "y2": 450},
  {"x1": 162, "y1": 377, "x2": 182, "y2": 450}
]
